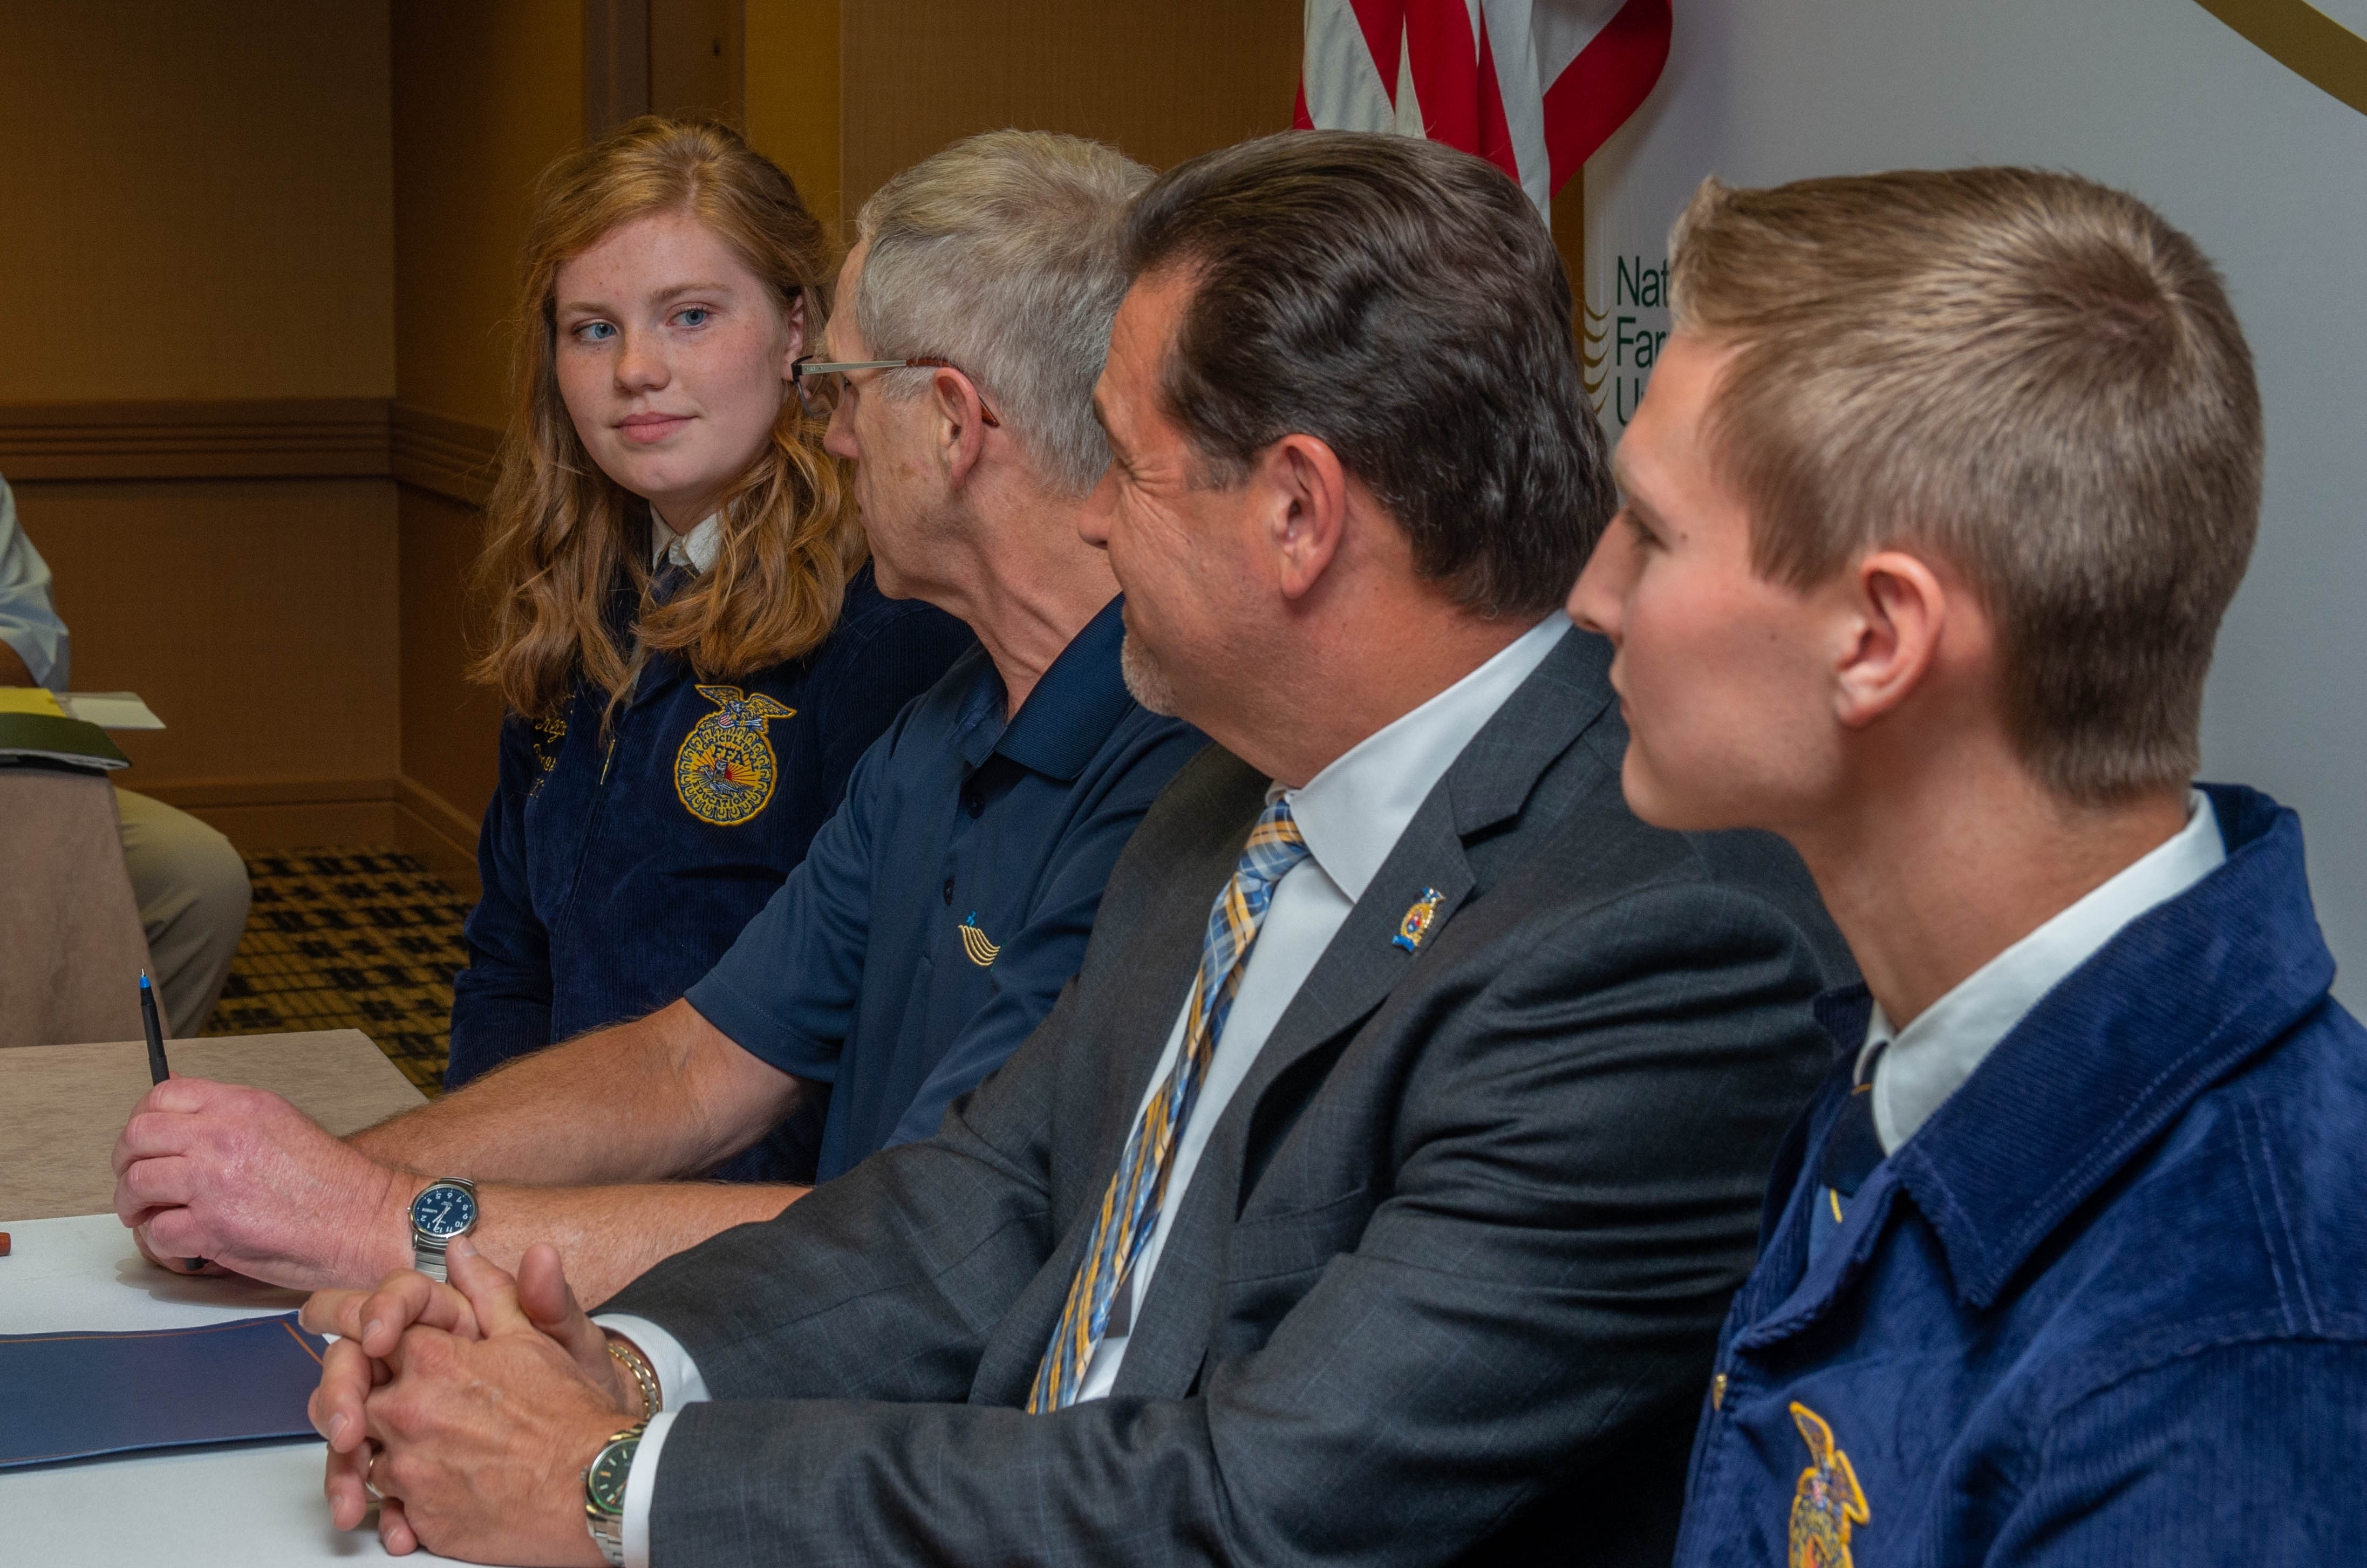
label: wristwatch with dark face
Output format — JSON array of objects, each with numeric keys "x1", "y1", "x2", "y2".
[
  {"x1": 583, "y1": 1421, "x2": 646, "y2": 1567},
  {"x1": 407, "y1": 1177, "x2": 478, "y2": 1283}
]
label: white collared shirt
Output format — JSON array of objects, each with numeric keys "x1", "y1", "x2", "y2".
[
  {"x1": 1859, "y1": 789, "x2": 2227, "y2": 1153},
  {"x1": 651, "y1": 512, "x2": 721, "y2": 574},
  {"x1": 593, "y1": 611, "x2": 1572, "y2": 1565}
]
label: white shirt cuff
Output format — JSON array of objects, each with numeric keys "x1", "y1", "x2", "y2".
[{"x1": 592, "y1": 1314, "x2": 709, "y2": 1568}]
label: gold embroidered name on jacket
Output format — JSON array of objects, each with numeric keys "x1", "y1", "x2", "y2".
[{"x1": 675, "y1": 685, "x2": 795, "y2": 825}]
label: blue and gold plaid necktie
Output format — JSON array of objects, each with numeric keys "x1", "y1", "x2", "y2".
[{"x1": 1027, "y1": 797, "x2": 1312, "y2": 1412}]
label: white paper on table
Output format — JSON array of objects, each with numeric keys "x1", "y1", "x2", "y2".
[
  {"x1": 0, "y1": 1215, "x2": 495, "y2": 1565},
  {"x1": 59, "y1": 691, "x2": 166, "y2": 730}
]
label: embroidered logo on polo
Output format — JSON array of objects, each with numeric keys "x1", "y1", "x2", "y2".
[
  {"x1": 958, "y1": 912, "x2": 1000, "y2": 967},
  {"x1": 1392, "y1": 887, "x2": 1445, "y2": 953},
  {"x1": 1788, "y1": 1402, "x2": 1869, "y2": 1568},
  {"x1": 674, "y1": 685, "x2": 795, "y2": 826}
]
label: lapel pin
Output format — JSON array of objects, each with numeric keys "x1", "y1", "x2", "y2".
[{"x1": 1392, "y1": 887, "x2": 1444, "y2": 953}]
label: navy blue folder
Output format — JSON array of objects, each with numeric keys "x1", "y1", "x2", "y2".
[{"x1": 0, "y1": 1312, "x2": 329, "y2": 1469}]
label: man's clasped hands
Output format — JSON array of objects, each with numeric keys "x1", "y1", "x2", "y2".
[{"x1": 300, "y1": 1238, "x2": 642, "y2": 1566}]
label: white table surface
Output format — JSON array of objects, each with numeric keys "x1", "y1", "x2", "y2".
[{"x1": 0, "y1": 1214, "x2": 504, "y2": 1564}]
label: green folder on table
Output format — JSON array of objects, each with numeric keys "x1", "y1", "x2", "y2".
[
  {"x1": 0, "y1": 1313, "x2": 329, "y2": 1468},
  {"x1": 0, "y1": 687, "x2": 130, "y2": 770}
]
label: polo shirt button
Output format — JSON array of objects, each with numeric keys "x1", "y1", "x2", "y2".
[
  {"x1": 942, "y1": 877, "x2": 956, "y2": 904},
  {"x1": 965, "y1": 795, "x2": 984, "y2": 819}
]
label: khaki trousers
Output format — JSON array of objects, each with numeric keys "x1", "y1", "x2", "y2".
[{"x1": 115, "y1": 787, "x2": 250, "y2": 1037}]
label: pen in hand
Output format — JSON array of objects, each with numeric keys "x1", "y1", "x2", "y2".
[{"x1": 139, "y1": 970, "x2": 208, "y2": 1274}]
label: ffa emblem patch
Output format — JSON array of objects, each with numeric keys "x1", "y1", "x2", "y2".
[
  {"x1": 1788, "y1": 1402, "x2": 1869, "y2": 1568},
  {"x1": 1391, "y1": 887, "x2": 1445, "y2": 953},
  {"x1": 674, "y1": 685, "x2": 795, "y2": 826},
  {"x1": 958, "y1": 911, "x2": 1001, "y2": 967}
]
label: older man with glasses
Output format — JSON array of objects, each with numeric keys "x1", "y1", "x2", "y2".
[{"x1": 108, "y1": 129, "x2": 1207, "y2": 1308}]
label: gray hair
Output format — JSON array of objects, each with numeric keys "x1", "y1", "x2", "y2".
[{"x1": 855, "y1": 131, "x2": 1153, "y2": 495}]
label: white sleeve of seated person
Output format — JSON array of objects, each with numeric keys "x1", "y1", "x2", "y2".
[
  {"x1": 592, "y1": 1313, "x2": 710, "y2": 1568},
  {"x1": 0, "y1": 475, "x2": 70, "y2": 688}
]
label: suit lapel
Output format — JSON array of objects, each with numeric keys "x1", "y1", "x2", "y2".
[
  {"x1": 1109, "y1": 630, "x2": 1618, "y2": 1400},
  {"x1": 1211, "y1": 628, "x2": 1613, "y2": 1122}
]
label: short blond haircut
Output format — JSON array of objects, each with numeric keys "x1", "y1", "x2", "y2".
[{"x1": 1669, "y1": 168, "x2": 2262, "y2": 803}]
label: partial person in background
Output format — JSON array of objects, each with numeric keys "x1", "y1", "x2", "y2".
[
  {"x1": 447, "y1": 117, "x2": 974, "y2": 1184},
  {"x1": 0, "y1": 471, "x2": 250, "y2": 1039},
  {"x1": 1572, "y1": 168, "x2": 2366, "y2": 1564},
  {"x1": 113, "y1": 131, "x2": 1205, "y2": 1305}
]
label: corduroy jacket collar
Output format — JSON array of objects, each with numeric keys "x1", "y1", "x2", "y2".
[{"x1": 1826, "y1": 784, "x2": 2336, "y2": 1308}]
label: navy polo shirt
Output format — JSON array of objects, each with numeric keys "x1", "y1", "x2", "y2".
[{"x1": 686, "y1": 594, "x2": 1205, "y2": 1181}]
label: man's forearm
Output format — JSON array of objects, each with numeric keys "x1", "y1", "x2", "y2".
[
  {"x1": 462, "y1": 1178, "x2": 807, "y2": 1306},
  {"x1": 351, "y1": 999, "x2": 797, "y2": 1187}
]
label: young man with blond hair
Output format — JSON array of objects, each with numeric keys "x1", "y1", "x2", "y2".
[{"x1": 1573, "y1": 167, "x2": 2365, "y2": 1565}]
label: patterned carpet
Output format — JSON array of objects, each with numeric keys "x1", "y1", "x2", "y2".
[{"x1": 199, "y1": 848, "x2": 469, "y2": 1094}]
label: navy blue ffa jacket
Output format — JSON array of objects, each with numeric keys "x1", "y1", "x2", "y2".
[
  {"x1": 1675, "y1": 786, "x2": 2367, "y2": 1568},
  {"x1": 447, "y1": 565, "x2": 974, "y2": 1095}
]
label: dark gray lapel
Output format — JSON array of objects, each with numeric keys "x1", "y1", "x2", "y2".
[{"x1": 1109, "y1": 628, "x2": 1618, "y2": 1399}]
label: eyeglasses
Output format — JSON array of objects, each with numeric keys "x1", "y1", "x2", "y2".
[{"x1": 791, "y1": 355, "x2": 1002, "y2": 426}]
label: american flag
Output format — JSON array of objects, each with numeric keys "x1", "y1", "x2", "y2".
[{"x1": 1294, "y1": 0, "x2": 1673, "y2": 217}]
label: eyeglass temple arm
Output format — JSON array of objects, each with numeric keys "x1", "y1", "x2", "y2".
[{"x1": 795, "y1": 358, "x2": 1001, "y2": 426}]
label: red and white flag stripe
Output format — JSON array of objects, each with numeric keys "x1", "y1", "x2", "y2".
[{"x1": 1294, "y1": 0, "x2": 1673, "y2": 216}]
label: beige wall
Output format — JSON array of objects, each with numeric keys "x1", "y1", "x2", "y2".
[
  {"x1": 16, "y1": 476, "x2": 398, "y2": 784},
  {"x1": 387, "y1": 1, "x2": 584, "y2": 868},
  {"x1": 744, "y1": 0, "x2": 843, "y2": 234},
  {"x1": 397, "y1": 483, "x2": 505, "y2": 850},
  {"x1": 838, "y1": 1, "x2": 1301, "y2": 214},
  {"x1": 0, "y1": 3, "x2": 394, "y2": 401},
  {"x1": 391, "y1": 0, "x2": 584, "y2": 430},
  {"x1": 0, "y1": 3, "x2": 403, "y2": 843}
]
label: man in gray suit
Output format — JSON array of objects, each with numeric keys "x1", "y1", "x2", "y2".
[{"x1": 305, "y1": 131, "x2": 1850, "y2": 1568}]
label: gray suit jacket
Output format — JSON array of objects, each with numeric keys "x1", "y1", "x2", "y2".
[{"x1": 610, "y1": 629, "x2": 1851, "y2": 1566}]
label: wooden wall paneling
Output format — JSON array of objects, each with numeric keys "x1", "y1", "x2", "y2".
[
  {"x1": 397, "y1": 481, "x2": 505, "y2": 899},
  {"x1": 392, "y1": 404, "x2": 503, "y2": 509},
  {"x1": 743, "y1": 0, "x2": 842, "y2": 234},
  {"x1": 650, "y1": 0, "x2": 746, "y2": 124},
  {"x1": 839, "y1": 0, "x2": 1302, "y2": 210},
  {"x1": 162, "y1": 795, "x2": 403, "y2": 854},
  {"x1": 393, "y1": 1, "x2": 585, "y2": 432},
  {"x1": 0, "y1": 3, "x2": 394, "y2": 403},
  {"x1": 7, "y1": 475, "x2": 400, "y2": 794},
  {"x1": 0, "y1": 400, "x2": 391, "y2": 482},
  {"x1": 134, "y1": 778, "x2": 406, "y2": 875},
  {"x1": 585, "y1": 0, "x2": 655, "y2": 138}
]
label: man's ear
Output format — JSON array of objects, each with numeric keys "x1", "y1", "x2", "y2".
[
  {"x1": 931, "y1": 367, "x2": 992, "y2": 488},
  {"x1": 1832, "y1": 549, "x2": 1952, "y2": 728},
  {"x1": 1258, "y1": 434, "x2": 1349, "y2": 601}
]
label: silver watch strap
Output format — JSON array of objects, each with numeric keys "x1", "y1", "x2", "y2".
[
  {"x1": 589, "y1": 1515, "x2": 625, "y2": 1568},
  {"x1": 410, "y1": 1177, "x2": 476, "y2": 1284}
]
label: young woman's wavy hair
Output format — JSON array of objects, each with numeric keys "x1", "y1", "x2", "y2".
[{"x1": 472, "y1": 116, "x2": 858, "y2": 725}]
